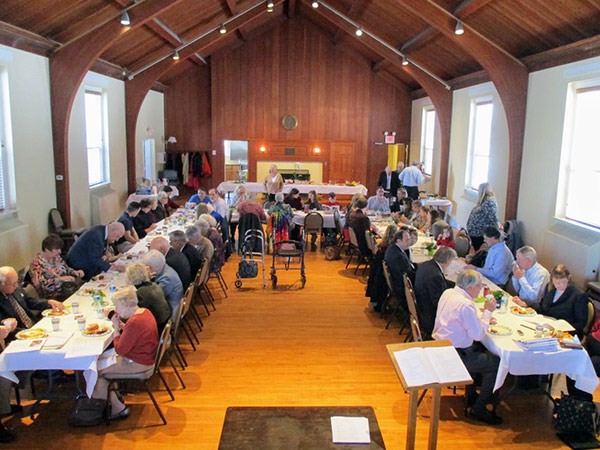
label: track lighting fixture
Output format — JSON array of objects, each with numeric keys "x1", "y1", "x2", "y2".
[
  {"x1": 402, "y1": 56, "x2": 409, "y2": 66},
  {"x1": 219, "y1": 24, "x2": 227, "y2": 34},
  {"x1": 120, "y1": 10, "x2": 130, "y2": 26},
  {"x1": 355, "y1": 27, "x2": 363, "y2": 37},
  {"x1": 172, "y1": 50, "x2": 180, "y2": 61},
  {"x1": 455, "y1": 19, "x2": 464, "y2": 35},
  {"x1": 312, "y1": 1, "x2": 319, "y2": 8}
]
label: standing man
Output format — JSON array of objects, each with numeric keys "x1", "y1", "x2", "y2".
[
  {"x1": 511, "y1": 246, "x2": 550, "y2": 306},
  {"x1": 433, "y1": 270, "x2": 502, "y2": 425},
  {"x1": 398, "y1": 162, "x2": 429, "y2": 200},
  {"x1": 377, "y1": 166, "x2": 399, "y2": 197},
  {"x1": 264, "y1": 164, "x2": 284, "y2": 201}
]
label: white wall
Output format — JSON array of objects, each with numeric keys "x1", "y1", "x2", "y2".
[
  {"x1": 0, "y1": 45, "x2": 56, "y2": 270},
  {"x1": 410, "y1": 97, "x2": 440, "y2": 194},
  {"x1": 135, "y1": 90, "x2": 165, "y2": 180}
]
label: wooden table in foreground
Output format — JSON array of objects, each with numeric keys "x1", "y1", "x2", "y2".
[{"x1": 386, "y1": 340, "x2": 472, "y2": 450}]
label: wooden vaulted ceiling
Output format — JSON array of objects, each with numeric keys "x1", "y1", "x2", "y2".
[{"x1": 1, "y1": 0, "x2": 599, "y2": 92}]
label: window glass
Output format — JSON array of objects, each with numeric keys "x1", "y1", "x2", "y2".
[
  {"x1": 467, "y1": 100, "x2": 493, "y2": 190},
  {"x1": 84, "y1": 90, "x2": 108, "y2": 186}
]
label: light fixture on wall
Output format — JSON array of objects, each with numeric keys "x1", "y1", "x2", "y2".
[
  {"x1": 259, "y1": 145, "x2": 266, "y2": 153},
  {"x1": 355, "y1": 27, "x2": 363, "y2": 37},
  {"x1": 312, "y1": 1, "x2": 319, "y2": 8},
  {"x1": 266, "y1": 0, "x2": 274, "y2": 12},
  {"x1": 402, "y1": 56, "x2": 409, "y2": 66},
  {"x1": 120, "y1": 10, "x2": 131, "y2": 26},
  {"x1": 172, "y1": 50, "x2": 180, "y2": 61},
  {"x1": 313, "y1": 147, "x2": 321, "y2": 154},
  {"x1": 455, "y1": 20, "x2": 464, "y2": 35},
  {"x1": 165, "y1": 136, "x2": 177, "y2": 149},
  {"x1": 219, "y1": 24, "x2": 227, "y2": 34}
]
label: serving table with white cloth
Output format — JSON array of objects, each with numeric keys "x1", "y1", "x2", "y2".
[
  {"x1": 126, "y1": 185, "x2": 180, "y2": 205},
  {"x1": 217, "y1": 181, "x2": 367, "y2": 197},
  {"x1": 421, "y1": 197, "x2": 453, "y2": 216}
]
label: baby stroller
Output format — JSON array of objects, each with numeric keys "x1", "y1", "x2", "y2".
[
  {"x1": 268, "y1": 212, "x2": 306, "y2": 288},
  {"x1": 234, "y1": 229, "x2": 266, "y2": 288}
]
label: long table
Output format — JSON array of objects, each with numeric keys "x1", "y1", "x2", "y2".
[{"x1": 217, "y1": 181, "x2": 368, "y2": 197}]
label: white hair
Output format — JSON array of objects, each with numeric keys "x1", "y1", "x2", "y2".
[
  {"x1": 126, "y1": 262, "x2": 150, "y2": 285},
  {"x1": 275, "y1": 192, "x2": 284, "y2": 203},
  {"x1": 157, "y1": 191, "x2": 168, "y2": 201},
  {"x1": 141, "y1": 249, "x2": 166, "y2": 274},
  {"x1": 199, "y1": 213, "x2": 216, "y2": 228},
  {"x1": 517, "y1": 246, "x2": 537, "y2": 262},
  {"x1": 456, "y1": 270, "x2": 481, "y2": 291},
  {"x1": 112, "y1": 286, "x2": 139, "y2": 309},
  {"x1": 0, "y1": 266, "x2": 16, "y2": 284},
  {"x1": 196, "y1": 218, "x2": 210, "y2": 235}
]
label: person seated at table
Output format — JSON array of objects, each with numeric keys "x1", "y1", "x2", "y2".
[
  {"x1": 366, "y1": 187, "x2": 391, "y2": 213},
  {"x1": 304, "y1": 190, "x2": 322, "y2": 211},
  {"x1": 209, "y1": 188, "x2": 229, "y2": 219},
  {"x1": 237, "y1": 193, "x2": 267, "y2": 221},
  {"x1": 149, "y1": 237, "x2": 191, "y2": 291},
  {"x1": 66, "y1": 222, "x2": 126, "y2": 281},
  {"x1": 116, "y1": 201, "x2": 141, "y2": 253},
  {"x1": 510, "y1": 246, "x2": 550, "y2": 306},
  {"x1": 159, "y1": 185, "x2": 180, "y2": 215},
  {"x1": 414, "y1": 246, "x2": 457, "y2": 338},
  {"x1": 398, "y1": 199, "x2": 419, "y2": 224},
  {"x1": 185, "y1": 224, "x2": 214, "y2": 263},
  {"x1": 584, "y1": 316, "x2": 600, "y2": 377},
  {"x1": 383, "y1": 229, "x2": 416, "y2": 303},
  {"x1": 135, "y1": 177, "x2": 153, "y2": 195},
  {"x1": 465, "y1": 226, "x2": 513, "y2": 288},
  {"x1": 28, "y1": 234, "x2": 84, "y2": 301},
  {"x1": 141, "y1": 250, "x2": 183, "y2": 319},
  {"x1": 421, "y1": 208, "x2": 440, "y2": 235},
  {"x1": 379, "y1": 224, "x2": 398, "y2": 254},
  {"x1": 196, "y1": 218, "x2": 225, "y2": 275},
  {"x1": 412, "y1": 204, "x2": 430, "y2": 230},
  {"x1": 323, "y1": 192, "x2": 340, "y2": 209},
  {"x1": 188, "y1": 187, "x2": 210, "y2": 207},
  {"x1": 435, "y1": 224, "x2": 455, "y2": 248},
  {"x1": 0, "y1": 267, "x2": 64, "y2": 329},
  {"x1": 93, "y1": 286, "x2": 158, "y2": 420},
  {"x1": 390, "y1": 188, "x2": 408, "y2": 213},
  {"x1": 155, "y1": 192, "x2": 171, "y2": 220},
  {"x1": 267, "y1": 192, "x2": 298, "y2": 240},
  {"x1": 169, "y1": 230, "x2": 203, "y2": 278},
  {"x1": 263, "y1": 164, "x2": 284, "y2": 201},
  {"x1": 433, "y1": 270, "x2": 501, "y2": 425},
  {"x1": 231, "y1": 185, "x2": 248, "y2": 207},
  {"x1": 347, "y1": 198, "x2": 375, "y2": 257},
  {"x1": 377, "y1": 166, "x2": 399, "y2": 196},
  {"x1": 284, "y1": 188, "x2": 303, "y2": 211},
  {"x1": 346, "y1": 193, "x2": 362, "y2": 213},
  {"x1": 126, "y1": 263, "x2": 170, "y2": 332},
  {"x1": 148, "y1": 195, "x2": 165, "y2": 223},
  {"x1": 133, "y1": 198, "x2": 156, "y2": 239},
  {"x1": 196, "y1": 203, "x2": 223, "y2": 224},
  {"x1": 402, "y1": 226, "x2": 419, "y2": 263}
]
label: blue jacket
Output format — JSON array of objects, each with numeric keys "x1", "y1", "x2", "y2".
[{"x1": 66, "y1": 225, "x2": 110, "y2": 280}]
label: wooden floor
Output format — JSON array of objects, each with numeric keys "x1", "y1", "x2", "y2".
[{"x1": 7, "y1": 251, "x2": 591, "y2": 449}]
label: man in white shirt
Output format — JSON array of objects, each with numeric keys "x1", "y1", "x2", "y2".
[
  {"x1": 511, "y1": 246, "x2": 550, "y2": 306},
  {"x1": 208, "y1": 188, "x2": 229, "y2": 219},
  {"x1": 366, "y1": 187, "x2": 391, "y2": 213},
  {"x1": 398, "y1": 162, "x2": 429, "y2": 199},
  {"x1": 433, "y1": 270, "x2": 502, "y2": 425}
]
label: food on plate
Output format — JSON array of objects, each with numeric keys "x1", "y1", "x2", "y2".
[
  {"x1": 42, "y1": 309, "x2": 68, "y2": 317},
  {"x1": 80, "y1": 288, "x2": 106, "y2": 298},
  {"x1": 488, "y1": 325, "x2": 512, "y2": 336},
  {"x1": 553, "y1": 330, "x2": 574, "y2": 340},
  {"x1": 510, "y1": 306, "x2": 536, "y2": 316},
  {"x1": 82, "y1": 323, "x2": 110, "y2": 336},
  {"x1": 16, "y1": 328, "x2": 48, "y2": 340}
]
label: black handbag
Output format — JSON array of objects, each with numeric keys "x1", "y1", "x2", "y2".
[
  {"x1": 554, "y1": 393, "x2": 600, "y2": 435},
  {"x1": 68, "y1": 396, "x2": 108, "y2": 427},
  {"x1": 238, "y1": 260, "x2": 258, "y2": 279}
]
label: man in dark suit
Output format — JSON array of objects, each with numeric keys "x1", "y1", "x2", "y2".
[
  {"x1": 383, "y1": 228, "x2": 416, "y2": 303},
  {"x1": 66, "y1": 222, "x2": 125, "y2": 281},
  {"x1": 377, "y1": 166, "x2": 400, "y2": 196},
  {"x1": 149, "y1": 237, "x2": 192, "y2": 290},
  {"x1": 414, "y1": 246, "x2": 457, "y2": 338},
  {"x1": 346, "y1": 197, "x2": 373, "y2": 258},
  {"x1": 170, "y1": 230, "x2": 203, "y2": 279}
]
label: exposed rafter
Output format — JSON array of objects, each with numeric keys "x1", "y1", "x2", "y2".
[
  {"x1": 224, "y1": 0, "x2": 249, "y2": 41},
  {"x1": 332, "y1": 0, "x2": 368, "y2": 44},
  {"x1": 287, "y1": 0, "x2": 297, "y2": 18}
]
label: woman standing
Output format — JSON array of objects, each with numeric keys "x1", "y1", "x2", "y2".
[{"x1": 466, "y1": 183, "x2": 498, "y2": 251}]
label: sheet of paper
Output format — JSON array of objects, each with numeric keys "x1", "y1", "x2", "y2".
[
  {"x1": 426, "y1": 346, "x2": 472, "y2": 385},
  {"x1": 393, "y1": 347, "x2": 438, "y2": 387},
  {"x1": 330, "y1": 416, "x2": 370, "y2": 444},
  {"x1": 42, "y1": 332, "x2": 73, "y2": 350},
  {"x1": 64, "y1": 337, "x2": 105, "y2": 359},
  {"x1": 3, "y1": 338, "x2": 45, "y2": 354}
]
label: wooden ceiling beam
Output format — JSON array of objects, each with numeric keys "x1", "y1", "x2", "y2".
[
  {"x1": 287, "y1": 0, "x2": 297, "y2": 18},
  {"x1": 395, "y1": 0, "x2": 527, "y2": 220},
  {"x1": 124, "y1": 0, "x2": 278, "y2": 192},
  {"x1": 332, "y1": 0, "x2": 368, "y2": 45},
  {"x1": 224, "y1": 0, "x2": 249, "y2": 41},
  {"x1": 401, "y1": 0, "x2": 494, "y2": 53},
  {"x1": 49, "y1": 0, "x2": 186, "y2": 225},
  {"x1": 302, "y1": 0, "x2": 453, "y2": 195}
]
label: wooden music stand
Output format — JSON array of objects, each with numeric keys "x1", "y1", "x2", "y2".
[{"x1": 386, "y1": 340, "x2": 472, "y2": 450}]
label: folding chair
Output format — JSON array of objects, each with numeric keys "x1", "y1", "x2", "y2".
[{"x1": 303, "y1": 212, "x2": 324, "y2": 251}]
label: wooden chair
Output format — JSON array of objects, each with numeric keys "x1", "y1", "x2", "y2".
[
  {"x1": 194, "y1": 257, "x2": 216, "y2": 315},
  {"x1": 381, "y1": 260, "x2": 409, "y2": 334},
  {"x1": 403, "y1": 274, "x2": 421, "y2": 343}
]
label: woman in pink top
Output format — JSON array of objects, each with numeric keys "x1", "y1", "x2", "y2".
[
  {"x1": 236, "y1": 194, "x2": 267, "y2": 221},
  {"x1": 93, "y1": 286, "x2": 158, "y2": 420}
]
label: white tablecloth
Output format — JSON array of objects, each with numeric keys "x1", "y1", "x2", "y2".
[
  {"x1": 421, "y1": 198, "x2": 453, "y2": 216},
  {"x1": 217, "y1": 181, "x2": 367, "y2": 196},
  {"x1": 126, "y1": 185, "x2": 180, "y2": 205}
]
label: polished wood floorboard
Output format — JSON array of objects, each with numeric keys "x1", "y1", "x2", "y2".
[{"x1": 7, "y1": 251, "x2": 591, "y2": 449}]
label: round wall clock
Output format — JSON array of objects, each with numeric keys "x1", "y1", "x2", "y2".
[{"x1": 281, "y1": 114, "x2": 298, "y2": 130}]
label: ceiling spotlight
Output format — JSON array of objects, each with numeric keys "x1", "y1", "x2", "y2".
[
  {"x1": 172, "y1": 50, "x2": 180, "y2": 61},
  {"x1": 267, "y1": 6, "x2": 274, "y2": 13},
  {"x1": 455, "y1": 19, "x2": 464, "y2": 35},
  {"x1": 219, "y1": 24, "x2": 227, "y2": 34},
  {"x1": 402, "y1": 56, "x2": 409, "y2": 66},
  {"x1": 120, "y1": 10, "x2": 130, "y2": 26},
  {"x1": 355, "y1": 27, "x2": 363, "y2": 37},
  {"x1": 312, "y1": 1, "x2": 319, "y2": 8},
  {"x1": 267, "y1": 0, "x2": 274, "y2": 7}
]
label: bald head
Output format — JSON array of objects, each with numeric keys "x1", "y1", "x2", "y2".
[
  {"x1": 107, "y1": 222, "x2": 125, "y2": 243},
  {"x1": 0, "y1": 266, "x2": 18, "y2": 295},
  {"x1": 149, "y1": 237, "x2": 170, "y2": 255}
]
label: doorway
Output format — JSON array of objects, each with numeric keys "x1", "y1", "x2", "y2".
[
  {"x1": 143, "y1": 138, "x2": 156, "y2": 181},
  {"x1": 224, "y1": 140, "x2": 248, "y2": 182}
]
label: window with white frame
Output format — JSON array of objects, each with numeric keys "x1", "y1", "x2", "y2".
[
  {"x1": 559, "y1": 81, "x2": 600, "y2": 229},
  {"x1": 84, "y1": 89, "x2": 109, "y2": 187},
  {"x1": 420, "y1": 107, "x2": 435, "y2": 175},
  {"x1": 466, "y1": 99, "x2": 493, "y2": 190},
  {"x1": 0, "y1": 68, "x2": 15, "y2": 213}
]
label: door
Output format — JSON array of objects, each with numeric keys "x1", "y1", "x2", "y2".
[
  {"x1": 329, "y1": 142, "x2": 355, "y2": 182},
  {"x1": 143, "y1": 138, "x2": 156, "y2": 181}
]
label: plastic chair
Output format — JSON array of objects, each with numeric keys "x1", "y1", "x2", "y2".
[{"x1": 104, "y1": 320, "x2": 180, "y2": 425}]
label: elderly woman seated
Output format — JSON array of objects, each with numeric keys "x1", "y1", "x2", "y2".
[
  {"x1": 195, "y1": 203, "x2": 222, "y2": 224},
  {"x1": 92, "y1": 286, "x2": 158, "y2": 420},
  {"x1": 141, "y1": 250, "x2": 183, "y2": 322},
  {"x1": 155, "y1": 191, "x2": 171, "y2": 219},
  {"x1": 29, "y1": 234, "x2": 84, "y2": 300},
  {"x1": 197, "y1": 216, "x2": 225, "y2": 274},
  {"x1": 236, "y1": 193, "x2": 266, "y2": 221},
  {"x1": 185, "y1": 224, "x2": 214, "y2": 263},
  {"x1": 126, "y1": 262, "x2": 171, "y2": 333}
]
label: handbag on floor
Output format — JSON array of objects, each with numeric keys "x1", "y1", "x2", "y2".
[
  {"x1": 68, "y1": 396, "x2": 108, "y2": 427},
  {"x1": 238, "y1": 260, "x2": 258, "y2": 279},
  {"x1": 554, "y1": 393, "x2": 600, "y2": 435}
]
